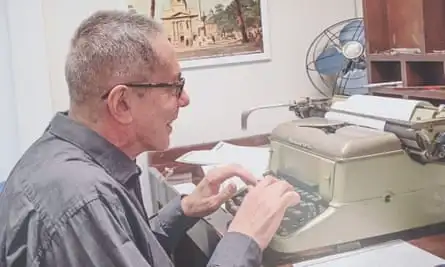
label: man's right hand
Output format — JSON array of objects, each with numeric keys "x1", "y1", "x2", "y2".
[{"x1": 227, "y1": 176, "x2": 300, "y2": 250}]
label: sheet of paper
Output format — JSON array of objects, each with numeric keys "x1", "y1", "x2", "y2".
[
  {"x1": 337, "y1": 95, "x2": 427, "y2": 121},
  {"x1": 175, "y1": 150, "x2": 222, "y2": 165},
  {"x1": 325, "y1": 108, "x2": 386, "y2": 130},
  {"x1": 293, "y1": 240, "x2": 445, "y2": 267},
  {"x1": 325, "y1": 95, "x2": 428, "y2": 131},
  {"x1": 203, "y1": 142, "x2": 269, "y2": 190},
  {"x1": 172, "y1": 182, "x2": 196, "y2": 195},
  {"x1": 210, "y1": 141, "x2": 270, "y2": 174},
  {"x1": 176, "y1": 142, "x2": 269, "y2": 168},
  {"x1": 175, "y1": 141, "x2": 269, "y2": 203},
  {"x1": 176, "y1": 141, "x2": 270, "y2": 179}
]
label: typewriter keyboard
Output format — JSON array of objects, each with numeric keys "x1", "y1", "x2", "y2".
[{"x1": 225, "y1": 172, "x2": 329, "y2": 237}]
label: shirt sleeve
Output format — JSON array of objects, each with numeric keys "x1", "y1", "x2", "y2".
[
  {"x1": 148, "y1": 195, "x2": 200, "y2": 255},
  {"x1": 43, "y1": 198, "x2": 153, "y2": 267},
  {"x1": 207, "y1": 232, "x2": 263, "y2": 267}
]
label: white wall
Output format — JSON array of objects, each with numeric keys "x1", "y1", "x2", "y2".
[
  {"x1": 355, "y1": 0, "x2": 363, "y2": 16},
  {"x1": 0, "y1": 0, "x2": 18, "y2": 181},
  {"x1": 1, "y1": 0, "x2": 54, "y2": 181},
  {"x1": 7, "y1": 1, "x2": 54, "y2": 152},
  {"x1": 41, "y1": 0, "x2": 362, "y2": 147}
]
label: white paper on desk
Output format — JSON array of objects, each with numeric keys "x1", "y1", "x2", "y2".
[
  {"x1": 325, "y1": 95, "x2": 428, "y2": 131},
  {"x1": 293, "y1": 240, "x2": 445, "y2": 267},
  {"x1": 176, "y1": 141, "x2": 269, "y2": 177},
  {"x1": 201, "y1": 142, "x2": 269, "y2": 192},
  {"x1": 176, "y1": 141, "x2": 269, "y2": 196},
  {"x1": 175, "y1": 150, "x2": 222, "y2": 165},
  {"x1": 210, "y1": 141, "x2": 270, "y2": 172},
  {"x1": 172, "y1": 182, "x2": 196, "y2": 195}
]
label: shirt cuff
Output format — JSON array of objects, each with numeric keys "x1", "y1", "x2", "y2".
[
  {"x1": 208, "y1": 232, "x2": 263, "y2": 267},
  {"x1": 157, "y1": 195, "x2": 200, "y2": 233}
]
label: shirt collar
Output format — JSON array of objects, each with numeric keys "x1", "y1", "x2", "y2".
[{"x1": 47, "y1": 112, "x2": 141, "y2": 184}]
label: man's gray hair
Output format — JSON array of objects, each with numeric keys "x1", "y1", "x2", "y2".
[{"x1": 65, "y1": 10, "x2": 163, "y2": 105}]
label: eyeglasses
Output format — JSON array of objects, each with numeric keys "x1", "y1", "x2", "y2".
[{"x1": 101, "y1": 77, "x2": 185, "y2": 100}]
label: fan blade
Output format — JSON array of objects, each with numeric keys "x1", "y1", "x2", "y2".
[
  {"x1": 339, "y1": 20, "x2": 365, "y2": 46},
  {"x1": 336, "y1": 69, "x2": 368, "y2": 95},
  {"x1": 314, "y1": 46, "x2": 347, "y2": 76}
]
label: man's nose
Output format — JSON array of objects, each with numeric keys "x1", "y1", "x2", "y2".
[{"x1": 178, "y1": 89, "x2": 190, "y2": 107}]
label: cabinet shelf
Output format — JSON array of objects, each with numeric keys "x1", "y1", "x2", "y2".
[
  {"x1": 364, "y1": 0, "x2": 445, "y2": 54},
  {"x1": 363, "y1": 0, "x2": 445, "y2": 102},
  {"x1": 367, "y1": 53, "x2": 445, "y2": 62}
]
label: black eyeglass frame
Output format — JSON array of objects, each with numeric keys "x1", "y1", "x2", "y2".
[{"x1": 101, "y1": 77, "x2": 185, "y2": 100}]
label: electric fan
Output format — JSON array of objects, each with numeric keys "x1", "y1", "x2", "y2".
[{"x1": 305, "y1": 18, "x2": 367, "y2": 97}]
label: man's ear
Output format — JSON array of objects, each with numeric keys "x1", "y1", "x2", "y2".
[{"x1": 105, "y1": 85, "x2": 133, "y2": 124}]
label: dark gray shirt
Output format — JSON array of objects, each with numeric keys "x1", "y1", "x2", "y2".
[{"x1": 0, "y1": 113, "x2": 262, "y2": 267}]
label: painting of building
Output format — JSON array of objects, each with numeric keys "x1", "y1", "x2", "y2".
[{"x1": 127, "y1": 0, "x2": 265, "y2": 62}]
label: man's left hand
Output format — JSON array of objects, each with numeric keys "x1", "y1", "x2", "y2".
[{"x1": 180, "y1": 164, "x2": 258, "y2": 217}]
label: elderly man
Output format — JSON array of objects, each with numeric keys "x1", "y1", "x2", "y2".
[{"x1": 0, "y1": 10, "x2": 299, "y2": 267}]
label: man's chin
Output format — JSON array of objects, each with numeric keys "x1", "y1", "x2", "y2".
[
  {"x1": 152, "y1": 139, "x2": 170, "y2": 151},
  {"x1": 143, "y1": 132, "x2": 171, "y2": 152}
]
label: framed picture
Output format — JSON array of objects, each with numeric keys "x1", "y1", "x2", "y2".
[{"x1": 126, "y1": 0, "x2": 271, "y2": 69}]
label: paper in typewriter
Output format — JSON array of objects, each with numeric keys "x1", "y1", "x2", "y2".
[
  {"x1": 292, "y1": 240, "x2": 445, "y2": 267},
  {"x1": 325, "y1": 95, "x2": 430, "y2": 130}
]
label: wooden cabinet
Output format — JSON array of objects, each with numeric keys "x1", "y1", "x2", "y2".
[
  {"x1": 365, "y1": 0, "x2": 445, "y2": 55},
  {"x1": 364, "y1": 0, "x2": 445, "y2": 103}
]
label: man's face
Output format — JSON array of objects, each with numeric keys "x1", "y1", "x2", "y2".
[{"x1": 131, "y1": 36, "x2": 190, "y2": 151}]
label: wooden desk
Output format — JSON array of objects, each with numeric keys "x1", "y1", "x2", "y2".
[{"x1": 148, "y1": 134, "x2": 445, "y2": 265}]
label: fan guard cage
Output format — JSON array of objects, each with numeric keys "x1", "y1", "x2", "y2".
[{"x1": 305, "y1": 18, "x2": 367, "y2": 97}]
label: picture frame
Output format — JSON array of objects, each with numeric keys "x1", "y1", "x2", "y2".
[{"x1": 126, "y1": 0, "x2": 271, "y2": 70}]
